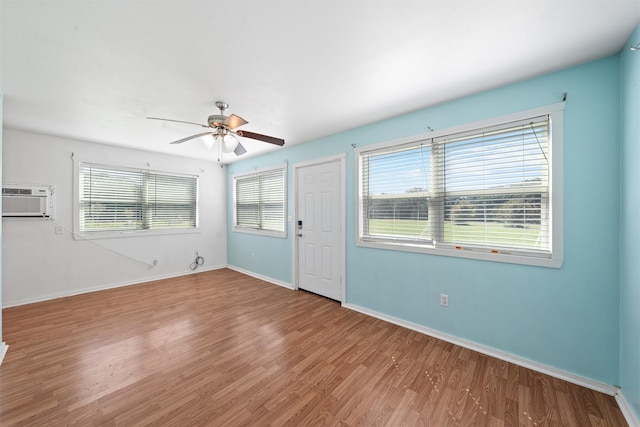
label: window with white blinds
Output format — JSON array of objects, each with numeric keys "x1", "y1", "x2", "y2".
[
  {"x1": 357, "y1": 106, "x2": 563, "y2": 267},
  {"x1": 78, "y1": 163, "x2": 198, "y2": 233},
  {"x1": 233, "y1": 165, "x2": 286, "y2": 237}
]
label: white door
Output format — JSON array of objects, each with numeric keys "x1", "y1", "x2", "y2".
[{"x1": 296, "y1": 159, "x2": 343, "y2": 301}]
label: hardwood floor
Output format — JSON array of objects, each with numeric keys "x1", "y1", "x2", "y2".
[{"x1": 0, "y1": 269, "x2": 627, "y2": 426}]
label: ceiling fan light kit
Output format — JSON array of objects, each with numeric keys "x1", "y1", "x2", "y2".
[
  {"x1": 147, "y1": 101, "x2": 285, "y2": 161},
  {"x1": 203, "y1": 136, "x2": 216, "y2": 150},
  {"x1": 222, "y1": 134, "x2": 239, "y2": 153}
]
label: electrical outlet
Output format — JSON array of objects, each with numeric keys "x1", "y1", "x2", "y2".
[
  {"x1": 440, "y1": 294, "x2": 449, "y2": 307},
  {"x1": 153, "y1": 256, "x2": 158, "y2": 266}
]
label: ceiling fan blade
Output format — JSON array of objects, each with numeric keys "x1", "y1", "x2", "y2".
[
  {"x1": 169, "y1": 132, "x2": 214, "y2": 144},
  {"x1": 225, "y1": 114, "x2": 248, "y2": 129},
  {"x1": 234, "y1": 142, "x2": 247, "y2": 156},
  {"x1": 147, "y1": 117, "x2": 209, "y2": 128},
  {"x1": 236, "y1": 130, "x2": 285, "y2": 146}
]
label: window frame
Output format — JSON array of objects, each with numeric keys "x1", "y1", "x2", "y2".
[
  {"x1": 355, "y1": 103, "x2": 564, "y2": 268},
  {"x1": 232, "y1": 164, "x2": 287, "y2": 238},
  {"x1": 73, "y1": 159, "x2": 200, "y2": 240}
]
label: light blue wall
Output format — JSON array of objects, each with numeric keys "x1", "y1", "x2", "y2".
[
  {"x1": 228, "y1": 56, "x2": 621, "y2": 385},
  {"x1": 620, "y1": 24, "x2": 640, "y2": 420}
]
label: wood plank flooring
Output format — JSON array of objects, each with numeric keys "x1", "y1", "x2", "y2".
[{"x1": 0, "y1": 269, "x2": 627, "y2": 426}]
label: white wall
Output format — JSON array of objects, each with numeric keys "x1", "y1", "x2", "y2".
[{"x1": 2, "y1": 128, "x2": 227, "y2": 307}]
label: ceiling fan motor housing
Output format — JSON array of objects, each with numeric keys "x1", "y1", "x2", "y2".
[{"x1": 208, "y1": 114, "x2": 227, "y2": 128}]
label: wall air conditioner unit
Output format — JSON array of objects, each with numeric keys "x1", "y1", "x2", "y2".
[{"x1": 2, "y1": 184, "x2": 54, "y2": 218}]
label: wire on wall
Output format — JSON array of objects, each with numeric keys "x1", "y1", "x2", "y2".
[
  {"x1": 44, "y1": 216, "x2": 156, "y2": 268},
  {"x1": 190, "y1": 252, "x2": 205, "y2": 270}
]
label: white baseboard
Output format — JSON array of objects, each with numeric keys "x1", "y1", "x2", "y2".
[
  {"x1": 343, "y1": 303, "x2": 618, "y2": 397},
  {"x1": 0, "y1": 342, "x2": 8, "y2": 366},
  {"x1": 226, "y1": 265, "x2": 294, "y2": 290},
  {"x1": 616, "y1": 390, "x2": 640, "y2": 427},
  {"x1": 2, "y1": 265, "x2": 226, "y2": 308}
]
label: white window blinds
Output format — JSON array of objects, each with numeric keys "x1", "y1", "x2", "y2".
[
  {"x1": 360, "y1": 115, "x2": 551, "y2": 257},
  {"x1": 234, "y1": 166, "x2": 286, "y2": 235},
  {"x1": 79, "y1": 163, "x2": 198, "y2": 232}
]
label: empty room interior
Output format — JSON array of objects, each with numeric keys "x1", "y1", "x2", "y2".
[{"x1": 1, "y1": 1, "x2": 640, "y2": 425}]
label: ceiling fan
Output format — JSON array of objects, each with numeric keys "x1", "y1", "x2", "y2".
[{"x1": 147, "y1": 101, "x2": 285, "y2": 158}]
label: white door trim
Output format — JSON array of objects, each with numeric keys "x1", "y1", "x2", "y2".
[{"x1": 291, "y1": 153, "x2": 346, "y2": 303}]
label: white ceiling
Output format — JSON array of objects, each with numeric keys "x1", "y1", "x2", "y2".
[{"x1": 1, "y1": 1, "x2": 639, "y2": 163}]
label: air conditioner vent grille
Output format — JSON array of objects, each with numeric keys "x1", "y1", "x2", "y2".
[{"x1": 2, "y1": 188, "x2": 32, "y2": 195}]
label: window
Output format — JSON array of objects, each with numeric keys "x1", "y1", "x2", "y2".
[
  {"x1": 357, "y1": 105, "x2": 563, "y2": 267},
  {"x1": 76, "y1": 162, "x2": 198, "y2": 236},
  {"x1": 233, "y1": 165, "x2": 286, "y2": 237}
]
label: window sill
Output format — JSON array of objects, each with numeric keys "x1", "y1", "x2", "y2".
[
  {"x1": 232, "y1": 226, "x2": 286, "y2": 239},
  {"x1": 356, "y1": 239, "x2": 562, "y2": 268},
  {"x1": 73, "y1": 227, "x2": 200, "y2": 240}
]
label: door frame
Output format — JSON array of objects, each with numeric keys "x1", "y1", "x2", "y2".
[{"x1": 291, "y1": 153, "x2": 346, "y2": 303}]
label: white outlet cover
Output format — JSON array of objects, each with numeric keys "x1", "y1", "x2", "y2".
[{"x1": 440, "y1": 294, "x2": 449, "y2": 306}]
